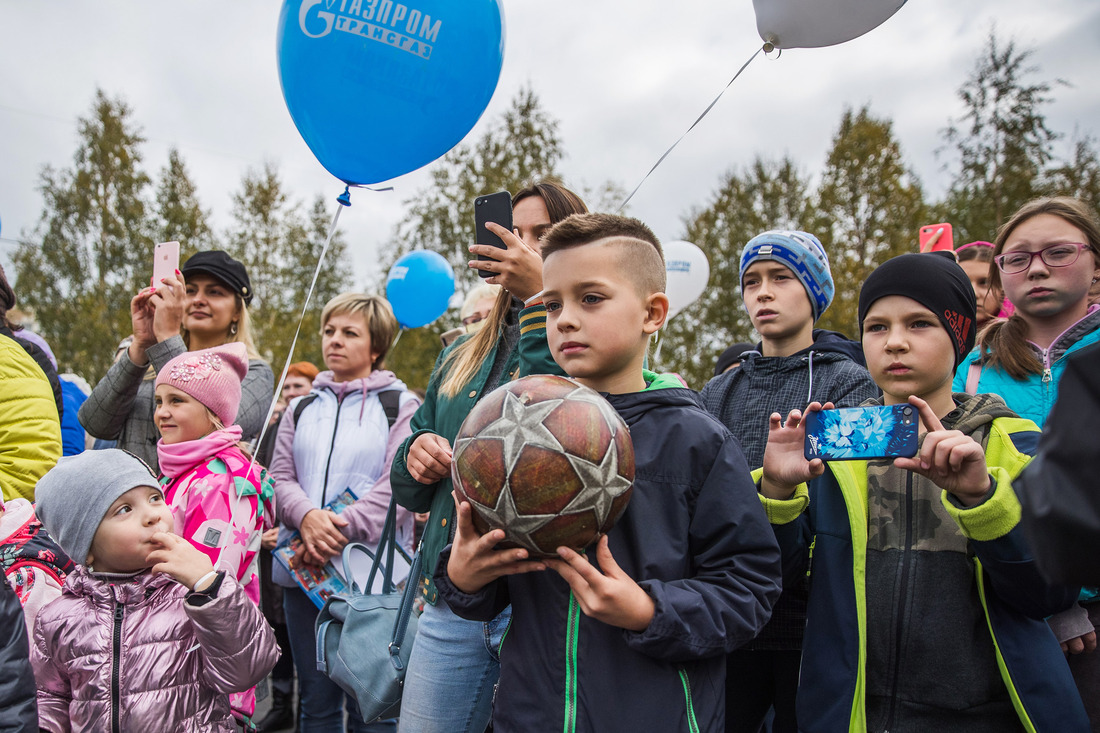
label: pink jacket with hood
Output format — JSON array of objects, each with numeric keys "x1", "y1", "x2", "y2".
[{"x1": 32, "y1": 565, "x2": 279, "y2": 733}]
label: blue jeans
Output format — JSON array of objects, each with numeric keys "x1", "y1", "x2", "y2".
[
  {"x1": 283, "y1": 586, "x2": 397, "y2": 733},
  {"x1": 397, "y1": 598, "x2": 511, "y2": 733}
]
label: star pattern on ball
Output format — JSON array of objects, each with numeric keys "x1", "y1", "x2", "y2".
[
  {"x1": 472, "y1": 391, "x2": 565, "y2": 473},
  {"x1": 480, "y1": 480, "x2": 559, "y2": 549},
  {"x1": 560, "y1": 437, "x2": 632, "y2": 521}
]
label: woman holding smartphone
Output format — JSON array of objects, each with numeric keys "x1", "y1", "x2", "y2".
[
  {"x1": 80, "y1": 250, "x2": 274, "y2": 472},
  {"x1": 391, "y1": 181, "x2": 587, "y2": 733}
]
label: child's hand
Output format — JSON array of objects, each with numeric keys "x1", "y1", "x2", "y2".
[
  {"x1": 407, "y1": 433, "x2": 453, "y2": 484},
  {"x1": 892, "y1": 396, "x2": 992, "y2": 506},
  {"x1": 261, "y1": 527, "x2": 280, "y2": 551},
  {"x1": 760, "y1": 402, "x2": 831, "y2": 499},
  {"x1": 546, "y1": 536, "x2": 655, "y2": 632},
  {"x1": 446, "y1": 491, "x2": 546, "y2": 594},
  {"x1": 146, "y1": 531, "x2": 216, "y2": 590}
]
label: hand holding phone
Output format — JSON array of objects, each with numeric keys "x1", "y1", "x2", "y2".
[
  {"x1": 804, "y1": 404, "x2": 918, "y2": 461},
  {"x1": 760, "y1": 402, "x2": 832, "y2": 500},
  {"x1": 474, "y1": 191, "x2": 512, "y2": 278},
  {"x1": 919, "y1": 223, "x2": 954, "y2": 253},
  {"x1": 891, "y1": 396, "x2": 991, "y2": 505},
  {"x1": 153, "y1": 241, "x2": 180, "y2": 285}
]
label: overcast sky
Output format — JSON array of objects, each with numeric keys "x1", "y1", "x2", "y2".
[{"x1": 2, "y1": 0, "x2": 1098, "y2": 288}]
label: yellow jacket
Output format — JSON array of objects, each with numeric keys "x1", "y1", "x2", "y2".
[{"x1": 1, "y1": 334, "x2": 61, "y2": 501}]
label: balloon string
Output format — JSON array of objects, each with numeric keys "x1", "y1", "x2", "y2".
[
  {"x1": 618, "y1": 46, "x2": 763, "y2": 212},
  {"x1": 226, "y1": 192, "x2": 347, "y2": 569},
  {"x1": 390, "y1": 327, "x2": 405, "y2": 351}
]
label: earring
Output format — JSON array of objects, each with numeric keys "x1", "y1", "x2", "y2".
[{"x1": 229, "y1": 322, "x2": 239, "y2": 336}]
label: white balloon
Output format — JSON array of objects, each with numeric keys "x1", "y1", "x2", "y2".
[
  {"x1": 753, "y1": 0, "x2": 907, "y2": 50},
  {"x1": 664, "y1": 241, "x2": 710, "y2": 321}
]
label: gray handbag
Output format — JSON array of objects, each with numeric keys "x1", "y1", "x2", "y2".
[{"x1": 315, "y1": 499, "x2": 420, "y2": 723}]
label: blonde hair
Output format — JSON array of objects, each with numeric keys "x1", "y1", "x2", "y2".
[
  {"x1": 320, "y1": 293, "x2": 399, "y2": 371},
  {"x1": 979, "y1": 196, "x2": 1100, "y2": 379},
  {"x1": 460, "y1": 283, "x2": 502, "y2": 320},
  {"x1": 147, "y1": 294, "x2": 260, "y2": 381},
  {"x1": 439, "y1": 181, "x2": 588, "y2": 398},
  {"x1": 180, "y1": 294, "x2": 261, "y2": 360}
]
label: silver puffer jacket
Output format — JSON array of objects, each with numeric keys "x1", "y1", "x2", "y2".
[{"x1": 32, "y1": 566, "x2": 278, "y2": 732}]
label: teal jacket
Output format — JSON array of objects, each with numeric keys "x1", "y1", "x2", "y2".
[
  {"x1": 758, "y1": 393, "x2": 1087, "y2": 732},
  {"x1": 953, "y1": 306, "x2": 1100, "y2": 427},
  {"x1": 390, "y1": 304, "x2": 563, "y2": 604}
]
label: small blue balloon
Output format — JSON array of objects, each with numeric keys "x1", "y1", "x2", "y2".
[
  {"x1": 386, "y1": 250, "x2": 455, "y2": 328},
  {"x1": 277, "y1": 0, "x2": 505, "y2": 185}
]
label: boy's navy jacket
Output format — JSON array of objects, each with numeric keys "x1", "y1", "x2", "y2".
[
  {"x1": 699, "y1": 328, "x2": 879, "y2": 650},
  {"x1": 759, "y1": 393, "x2": 1088, "y2": 732},
  {"x1": 700, "y1": 329, "x2": 879, "y2": 470},
  {"x1": 436, "y1": 375, "x2": 782, "y2": 733}
]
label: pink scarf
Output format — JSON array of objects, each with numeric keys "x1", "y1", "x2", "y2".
[{"x1": 157, "y1": 425, "x2": 244, "y2": 479}]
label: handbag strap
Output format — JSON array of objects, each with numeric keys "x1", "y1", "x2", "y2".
[
  {"x1": 388, "y1": 548, "x2": 422, "y2": 667},
  {"x1": 366, "y1": 499, "x2": 399, "y2": 594},
  {"x1": 339, "y1": 497, "x2": 415, "y2": 596}
]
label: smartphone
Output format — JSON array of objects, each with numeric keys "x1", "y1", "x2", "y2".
[
  {"x1": 804, "y1": 404, "x2": 919, "y2": 461},
  {"x1": 474, "y1": 191, "x2": 512, "y2": 278},
  {"x1": 152, "y1": 241, "x2": 180, "y2": 286},
  {"x1": 919, "y1": 223, "x2": 954, "y2": 253}
]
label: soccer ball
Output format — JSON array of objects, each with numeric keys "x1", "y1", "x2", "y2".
[{"x1": 451, "y1": 374, "x2": 635, "y2": 558}]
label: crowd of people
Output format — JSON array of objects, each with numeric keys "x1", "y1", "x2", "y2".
[{"x1": 0, "y1": 187, "x2": 1098, "y2": 733}]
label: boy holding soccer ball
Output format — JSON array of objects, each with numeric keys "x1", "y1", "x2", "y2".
[{"x1": 439, "y1": 213, "x2": 782, "y2": 733}]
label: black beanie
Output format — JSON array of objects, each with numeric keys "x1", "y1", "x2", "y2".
[{"x1": 858, "y1": 251, "x2": 977, "y2": 367}]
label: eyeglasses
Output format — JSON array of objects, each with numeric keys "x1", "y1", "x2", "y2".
[
  {"x1": 461, "y1": 313, "x2": 486, "y2": 327},
  {"x1": 994, "y1": 242, "x2": 1093, "y2": 274}
]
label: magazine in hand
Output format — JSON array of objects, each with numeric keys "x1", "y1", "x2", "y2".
[{"x1": 273, "y1": 488, "x2": 358, "y2": 609}]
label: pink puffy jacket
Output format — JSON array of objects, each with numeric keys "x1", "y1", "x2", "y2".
[{"x1": 32, "y1": 566, "x2": 279, "y2": 732}]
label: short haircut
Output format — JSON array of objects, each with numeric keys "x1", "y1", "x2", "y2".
[
  {"x1": 541, "y1": 213, "x2": 666, "y2": 295},
  {"x1": 320, "y1": 292, "x2": 398, "y2": 370},
  {"x1": 286, "y1": 361, "x2": 320, "y2": 381}
]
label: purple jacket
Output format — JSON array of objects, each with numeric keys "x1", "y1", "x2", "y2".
[
  {"x1": 32, "y1": 566, "x2": 278, "y2": 732},
  {"x1": 270, "y1": 370, "x2": 418, "y2": 553}
]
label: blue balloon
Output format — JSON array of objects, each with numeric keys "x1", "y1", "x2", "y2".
[
  {"x1": 386, "y1": 250, "x2": 455, "y2": 328},
  {"x1": 277, "y1": 0, "x2": 505, "y2": 185}
]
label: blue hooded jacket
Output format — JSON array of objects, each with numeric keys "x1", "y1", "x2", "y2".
[{"x1": 437, "y1": 374, "x2": 782, "y2": 733}]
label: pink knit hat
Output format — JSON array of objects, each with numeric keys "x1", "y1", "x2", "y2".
[{"x1": 156, "y1": 343, "x2": 249, "y2": 427}]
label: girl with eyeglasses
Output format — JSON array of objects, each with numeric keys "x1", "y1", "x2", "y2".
[
  {"x1": 954, "y1": 196, "x2": 1100, "y2": 427},
  {"x1": 953, "y1": 196, "x2": 1100, "y2": 730}
]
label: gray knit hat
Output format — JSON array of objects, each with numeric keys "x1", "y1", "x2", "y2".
[{"x1": 35, "y1": 450, "x2": 160, "y2": 564}]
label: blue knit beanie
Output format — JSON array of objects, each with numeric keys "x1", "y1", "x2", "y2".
[{"x1": 739, "y1": 230, "x2": 835, "y2": 321}]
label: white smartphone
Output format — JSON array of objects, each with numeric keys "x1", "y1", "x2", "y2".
[{"x1": 153, "y1": 241, "x2": 180, "y2": 285}]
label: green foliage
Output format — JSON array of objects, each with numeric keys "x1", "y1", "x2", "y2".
[
  {"x1": 386, "y1": 325, "x2": 447, "y2": 392},
  {"x1": 1042, "y1": 132, "x2": 1100, "y2": 212},
  {"x1": 815, "y1": 105, "x2": 926, "y2": 337},
  {"x1": 376, "y1": 85, "x2": 567, "y2": 387},
  {"x1": 13, "y1": 89, "x2": 153, "y2": 381},
  {"x1": 225, "y1": 165, "x2": 351, "y2": 369},
  {"x1": 939, "y1": 30, "x2": 1062, "y2": 243},
  {"x1": 154, "y1": 148, "x2": 217, "y2": 256},
  {"x1": 657, "y1": 156, "x2": 820, "y2": 388},
  {"x1": 384, "y1": 85, "x2": 565, "y2": 297}
]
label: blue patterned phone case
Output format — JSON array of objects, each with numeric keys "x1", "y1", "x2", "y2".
[{"x1": 803, "y1": 404, "x2": 919, "y2": 461}]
